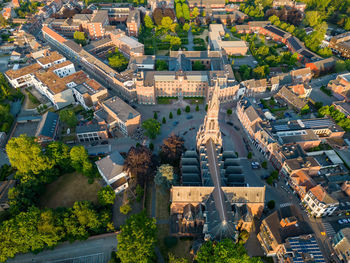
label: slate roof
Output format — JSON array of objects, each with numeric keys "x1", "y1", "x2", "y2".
[
  {"x1": 102, "y1": 96, "x2": 140, "y2": 123},
  {"x1": 35, "y1": 111, "x2": 59, "y2": 139},
  {"x1": 95, "y1": 151, "x2": 125, "y2": 181}
]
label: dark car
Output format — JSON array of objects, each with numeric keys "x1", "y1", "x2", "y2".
[
  {"x1": 91, "y1": 141, "x2": 99, "y2": 146},
  {"x1": 101, "y1": 140, "x2": 109, "y2": 145},
  {"x1": 226, "y1": 121, "x2": 233, "y2": 126},
  {"x1": 173, "y1": 121, "x2": 179, "y2": 126},
  {"x1": 186, "y1": 115, "x2": 193, "y2": 119},
  {"x1": 234, "y1": 126, "x2": 240, "y2": 131}
]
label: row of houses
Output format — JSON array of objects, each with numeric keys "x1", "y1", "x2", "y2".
[
  {"x1": 237, "y1": 96, "x2": 350, "y2": 218},
  {"x1": 236, "y1": 22, "x2": 321, "y2": 63}
]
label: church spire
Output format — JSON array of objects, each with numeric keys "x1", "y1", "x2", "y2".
[{"x1": 196, "y1": 83, "x2": 222, "y2": 149}]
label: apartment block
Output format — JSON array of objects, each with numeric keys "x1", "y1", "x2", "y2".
[
  {"x1": 329, "y1": 32, "x2": 350, "y2": 59},
  {"x1": 76, "y1": 121, "x2": 108, "y2": 142},
  {"x1": 332, "y1": 227, "x2": 350, "y2": 262},
  {"x1": 95, "y1": 96, "x2": 141, "y2": 136},
  {"x1": 303, "y1": 185, "x2": 339, "y2": 217}
]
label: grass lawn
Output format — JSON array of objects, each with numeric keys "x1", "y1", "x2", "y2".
[
  {"x1": 40, "y1": 172, "x2": 101, "y2": 209},
  {"x1": 156, "y1": 186, "x2": 170, "y2": 221}
]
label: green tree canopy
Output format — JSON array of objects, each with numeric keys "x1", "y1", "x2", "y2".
[
  {"x1": 142, "y1": 119, "x2": 161, "y2": 139},
  {"x1": 6, "y1": 135, "x2": 54, "y2": 176},
  {"x1": 108, "y1": 48, "x2": 129, "y2": 72},
  {"x1": 196, "y1": 239, "x2": 262, "y2": 263},
  {"x1": 73, "y1": 31, "x2": 86, "y2": 46},
  {"x1": 117, "y1": 212, "x2": 157, "y2": 263},
  {"x1": 98, "y1": 186, "x2": 115, "y2": 206},
  {"x1": 59, "y1": 109, "x2": 78, "y2": 128},
  {"x1": 144, "y1": 14, "x2": 155, "y2": 29}
]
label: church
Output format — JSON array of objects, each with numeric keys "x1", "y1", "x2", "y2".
[{"x1": 170, "y1": 83, "x2": 266, "y2": 241}]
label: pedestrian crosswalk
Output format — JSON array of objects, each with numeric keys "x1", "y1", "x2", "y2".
[
  {"x1": 279, "y1": 202, "x2": 292, "y2": 208},
  {"x1": 322, "y1": 222, "x2": 336, "y2": 238}
]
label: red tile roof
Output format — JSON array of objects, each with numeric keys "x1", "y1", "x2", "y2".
[{"x1": 42, "y1": 26, "x2": 66, "y2": 44}]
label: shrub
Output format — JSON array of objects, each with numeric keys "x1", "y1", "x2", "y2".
[
  {"x1": 169, "y1": 112, "x2": 173, "y2": 119},
  {"x1": 149, "y1": 142, "x2": 154, "y2": 151},
  {"x1": 205, "y1": 104, "x2": 208, "y2": 111},
  {"x1": 261, "y1": 161, "x2": 267, "y2": 169},
  {"x1": 154, "y1": 112, "x2": 158, "y2": 119},
  {"x1": 177, "y1": 108, "x2": 181, "y2": 115},
  {"x1": 270, "y1": 170, "x2": 279, "y2": 179},
  {"x1": 227, "y1": 109, "x2": 232, "y2": 115},
  {"x1": 195, "y1": 105, "x2": 199, "y2": 111},
  {"x1": 185, "y1": 105, "x2": 190, "y2": 112},
  {"x1": 247, "y1": 152, "x2": 252, "y2": 159},
  {"x1": 162, "y1": 117, "x2": 166, "y2": 124},
  {"x1": 135, "y1": 184, "x2": 144, "y2": 202},
  {"x1": 120, "y1": 204, "x2": 132, "y2": 215}
]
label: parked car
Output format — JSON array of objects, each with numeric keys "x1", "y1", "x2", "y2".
[
  {"x1": 234, "y1": 126, "x2": 240, "y2": 131},
  {"x1": 251, "y1": 162, "x2": 260, "y2": 169},
  {"x1": 101, "y1": 140, "x2": 108, "y2": 145},
  {"x1": 173, "y1": 121, "x2": 179, "y2": 126},
  {"x1": 261, "y1": 174, "x2": 270, "y2": 180},
  {"x1": 91, "y1": 141, "x2": 99, "y2": 146},
  {"x1": 186, "y1": 115, "x2": 193, "y2": 119},
  {"x1": 226, "y1": 121, "x2": 233, "y2": 126}
]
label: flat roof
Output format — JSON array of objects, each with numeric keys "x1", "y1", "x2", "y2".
[
  {"x1": 119, "y1": 36, "x2": 143, "y2": 49},
  {"x1": 5, "y1": 63, "x2": 41, "y2": 79},
  {"x1": 102, "y1": 96, "x2": 140, "y2": 122}
]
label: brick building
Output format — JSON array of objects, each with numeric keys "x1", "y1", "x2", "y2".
[
  {"x1": 126, "y1": 10, "x2": 140, "y2": 37},
  {"x1": 329, "y1": 32, "x2": 350, "y2": 59}
]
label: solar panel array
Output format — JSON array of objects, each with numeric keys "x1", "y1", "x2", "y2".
[
  {"x1": 287, "y1": 236, "x2": 326, "y2": 263},
  {"x1": 265, "y1": 26, "x2": 286, "y2": 37},
  {"x1": 301, "y1": 118, "x2": 333, "y2": 128},
  {"x1": 288, "y1": 37, "x2": 302, "y2": 51}
]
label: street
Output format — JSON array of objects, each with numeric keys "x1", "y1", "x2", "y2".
[
  {"x1": 310, "y1": 73, "x2": 339, "y2": 106},
  {"x1": 7, "y1": 233, "x2": 117, "y2": 263}
]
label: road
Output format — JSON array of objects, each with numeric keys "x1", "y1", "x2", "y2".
[
  {"x1": 7, "y1": 233, "x2": 117, "y2": 263},
  {"x1": 310, "y1": 73, "x2": 339, "y2": 106}
]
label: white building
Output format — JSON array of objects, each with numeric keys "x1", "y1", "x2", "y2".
[
  {"x1": 303, "y1": 185, "x2": 339, "y2": 217},
  {"x1": 95, "y1": 151, "x2": 129, "y2": 194}
]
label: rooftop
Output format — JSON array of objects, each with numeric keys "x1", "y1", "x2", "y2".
[
  {"x1": 102, "y1": 96, "x2": 140, "y2": 122},
  {"x1": 36, "y1": 51, "x2": 64, "y2": 65},
  {"x1": 5, "y1": 63, "x2": 42, "y2": 79},
  {"x1": 309, "y1": 185, "x2": 338, "y2": 204},
  {"x1": 95, "y1": 150, "x2": 125, "y2": 181},
  {"x1": 35, "y1": 111, "x2": 59, "y2": 139}
]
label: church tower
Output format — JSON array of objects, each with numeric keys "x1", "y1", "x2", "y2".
[{"x1": 196, "y1": 83, "x2": 222, "y2": 150}]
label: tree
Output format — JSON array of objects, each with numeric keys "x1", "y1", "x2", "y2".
[
  {"x1": 169, "y1": 112, "x2": 173, "y2": 119},
  {"x1": 156, "y1": 60, "x2": 168, "y2": 71},
  {"x1": 253, "y1": 65, "x2": 269, "y2": 79},
  {"x1": 154, "y1": 164, "x2": 174, "y2": 188},
  {"x1": 183, "y1": 23, "x2": 190, "y2": 31},
  {"x1": 227, "y1": 109, "x2": 232, "y2": 115},
  {"x1": 120, "y1": 204, "x2": 132, "y2": 215},
  {"x1": 162, "y1": 117, "x2": 166, "y2": 124},
  {"x1": 73, "y1": 31, "x2": 86, "y2": 45},
  {"x1": 177, "y1": 108, "x2": 181, "y2": 115},
  {"x1": 182, "y1": 3, "x2": 190, "y2": 20},
  {"x1": 59, "y1": 109, "x2": 78, "y2": 128},
  {"x1": 247, "y1": 152, "x2": 252, "y2": 159},
  {"x1": 190, "y1": 7, "x2": 199, "y2": 20},
  {"x1": 153, "y1": 112, "x2": 158, "y2": 119},
  {"x1": 149, "y1": 142, "x2": 154, "y2": 151},
  {"x1": 196, "y1": 105, "x2": 199, "y2": 111},
  {"x1": 46, "y1": 141, "x2": 71, "y2": 172},
  {"x1": 124, "y1": 145, "x2": 154, "y2": 186},
  {"x1": 144, "y1": 14, "x2": 155, "y2": 29},
  {"x1": 70, "y1": 146, "x2": 93, "y2": 177},
  {"x1": 117, "y1": 212, "x2": 157, "y2": 263},
  {"x1": 6, "y1": 135, "x2": 54, "y2": 176},
  {"x1": 159, "y1": 134, "x2": 184, "y2": 166},
  {"x1": 176, "y1": 3, "x2": 183, "y2": 19},
  {"x1": 196, "y1": 239, "x2": 262, "y2": 263},
  {"x1": 305, "y1": 11, "x2": 324, "y2": 27},
  {"x1": 185, "y1": 105, "x2": 190, "y2": 112},
  {"x1": 142, "y1": 119, "x2": 161, "y2": 139},
  {"x1": 98, "y1": 186, "x2": 115, "y2": 206},
  {"x1": 168, "y1": 253, "x2": 187, "y2": 263},
  {"x1": 160, "y1": 17, "x2": 176, "y2": 32},
  {"x1": 261, "y1": 161, "x2": 267, "y2": 169},
  {"x1": 192, "y1": 61, "x2": 206, "y2": 70},
  {"x1": 108, "y1": 48, "x2": 129, "y2": 72},
  {"x1": 153, "y1": 8, "x2": 164, "y2": 25},
  {"x1": 318, "y1": 47, "x2": 332, "y2": 58},
  {"x1": 344, "y1": 17, "x2": 350, "y2": 30},
  {"x1": 164, "y1": 35, "x2": 181, "y2": 48},
  {"x1": 267, "y1": 200, "x2": 275, "y2": 209},
  {"x1": 301, "y1": 104, "x2": 310, "y2": 115},
  {"x1": 335, "y1": 60, "x2": 347, "y2": 72}
]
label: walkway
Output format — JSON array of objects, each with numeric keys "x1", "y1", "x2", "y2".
[{"x1": 186, "y1": 28, "x2": 194, "y2": 51}]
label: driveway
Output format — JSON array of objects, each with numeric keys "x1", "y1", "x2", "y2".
[{"x1": 7, "y1": 233, "x2": 117, "y2": 263}]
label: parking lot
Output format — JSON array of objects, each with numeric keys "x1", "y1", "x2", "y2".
[{"x1": 10, "y1": 121, "x2": 39, "y2": 138}]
